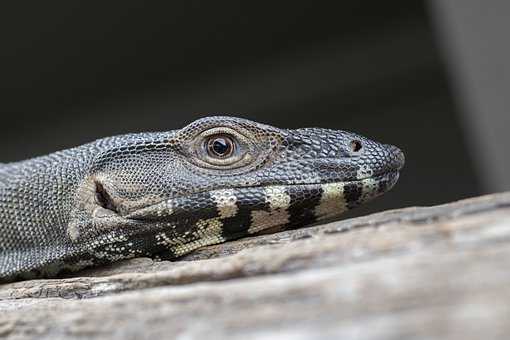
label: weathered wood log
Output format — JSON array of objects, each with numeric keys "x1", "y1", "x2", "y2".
[{"x1": 1, "y1": 193, "x2": 510, "y2": 339}]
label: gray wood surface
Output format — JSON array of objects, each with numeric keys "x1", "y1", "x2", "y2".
[{"x1": 1, "y1": 193, "x2": 510, "y2": 339}]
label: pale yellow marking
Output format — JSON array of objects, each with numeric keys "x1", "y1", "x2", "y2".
[
  {"x1": 265, "y1": 186, "x2": 291, "y2": 209},
  {"x1": 194, "y1": 217, "x2": 224, "y2": 238},
  {"x1": 356, "y1": 164, "x2": 374, "y2": 180},
  {"x1": 155, "y1": 231, "x2": 180, "y2": 247},
  {"x1": 158, "y1": 190, "x2": 236, "y2": 256},
  {"x1": 314, "y1": 182, "x2": 347, "y2": 219},
  {"x1": 172, "y1": 234, "x2": 226, "y2": 256},
  {"x1": 174, "y1": 219, "x2": 225, "y2": 256},
  {"x1": 210, "y1": 189, "x2": 238, "y2": 219},
  {"x1": 359, "y1": 177, "x2": 379, "y2": 202},
  {"x1": 248, "y1": 186, "x2": 291, "y2": 234}
]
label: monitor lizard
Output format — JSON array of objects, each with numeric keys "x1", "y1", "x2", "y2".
[{"x1": 0, "y1": 116, "x2": 404, "y2": 282}]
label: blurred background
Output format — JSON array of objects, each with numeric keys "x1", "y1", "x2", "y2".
[{"x1": 0, "y1": 1, "x2": 508, "y2": 216}]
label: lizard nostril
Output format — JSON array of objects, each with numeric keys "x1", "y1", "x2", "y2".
[{"x1": 350, "y1": 140, "x2": 362, "y2": 153}]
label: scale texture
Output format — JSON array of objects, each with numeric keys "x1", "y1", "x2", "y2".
[{"x1": 0, "y1": 116, "x2": 404, "y2": 282}]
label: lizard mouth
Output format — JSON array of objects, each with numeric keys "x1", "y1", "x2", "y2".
[
  {"x1": 123, "y1": 170, "x2": 400, "y2": 221},
  {"x1": 77, "y1": 170, "x2": 400, "y2": 255}
]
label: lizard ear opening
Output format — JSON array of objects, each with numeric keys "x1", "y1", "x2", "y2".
[{"x1": 95, "y1": 181, "x2": 118, "y2": 213}]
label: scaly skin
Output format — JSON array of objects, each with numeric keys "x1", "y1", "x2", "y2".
[{"x1": 0, "y1": 116, "x2": 404, "y2": 282}]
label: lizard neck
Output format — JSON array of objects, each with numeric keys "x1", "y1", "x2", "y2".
[{"x1": 0, "y1": 145, "x2": 95, "y2": 252}]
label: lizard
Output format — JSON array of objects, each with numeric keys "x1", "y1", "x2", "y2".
[{"x1": 0, "y1": 116, "x2": 404, "y2": 283}]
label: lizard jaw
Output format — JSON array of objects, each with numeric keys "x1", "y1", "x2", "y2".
[
  {"x1": 123, "y1": 170, "x2": 400, "y2": 223},
  {"x1": 75, "y1": 170, "x2": 400, "y2": 261}
]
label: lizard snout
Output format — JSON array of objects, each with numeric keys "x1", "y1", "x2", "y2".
[{"x1": 385, "y1": 144, "x2": 405, "y2": 172}]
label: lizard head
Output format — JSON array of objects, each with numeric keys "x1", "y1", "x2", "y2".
[{"x1": 69, "y1": 116, "x2": 404, "y2": 260}]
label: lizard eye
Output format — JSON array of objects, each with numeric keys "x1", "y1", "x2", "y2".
[
  {"x1": 189, "y1": 127, "x2": 255, "y2": 169},
  {"x1": 206, "y1": 135, "x2": 235, "y2": 158}
]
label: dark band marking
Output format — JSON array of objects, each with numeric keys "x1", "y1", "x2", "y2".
[
  {"x1": 287, "y1": 185, "x2": 323, "y2": 230},
  {"x1": 220, "y1": 187, "x2": 269, "y2": 240},
  {"x1": 344, "y1": 183, "x2": 362, "y2": 209}
]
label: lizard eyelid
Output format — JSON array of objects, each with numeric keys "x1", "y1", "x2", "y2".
[{"x1": 191, "y1": 127, "x2": 251, "y2": 168}]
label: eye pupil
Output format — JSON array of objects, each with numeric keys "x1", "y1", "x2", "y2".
[
  {"x1": 207, "y1": 136, "x2": 234, "y2": 157},
  {"x1": 213, "y1": 138, "x2": 229, "y2": 154}
]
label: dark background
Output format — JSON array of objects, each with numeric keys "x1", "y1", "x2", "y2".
[{"x1": 0, "y1": 1, "x2": 489, "y2": 216}]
